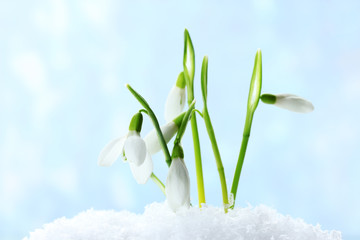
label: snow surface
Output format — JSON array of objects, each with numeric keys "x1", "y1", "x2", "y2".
[{"x1": 24, "y1": 202, "x2": 342, "y2": 240}]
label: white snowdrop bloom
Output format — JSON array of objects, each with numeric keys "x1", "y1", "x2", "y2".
[
  {"x1": 123, "y1": 131, "x2": 147, "y2": 166},
  {"x1": 166, "y1": 145, "x2": 190, "y2": 212},
  {"x1": 144, "y1": 112, "x2": 184, "y2": 155},
  {"x1": 98, "y1": 113, "x2": 153, "y2": 184},
  {"x1": 261, "y1": 93, "x2": 314, "y2": 113},
  {"x1": 165, "y1": 72, "x2": 186, "y2": 122}
]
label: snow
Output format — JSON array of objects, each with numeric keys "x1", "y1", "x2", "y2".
[{"x1": 24, "y1": 202, "x2": 342, "y2": 240}]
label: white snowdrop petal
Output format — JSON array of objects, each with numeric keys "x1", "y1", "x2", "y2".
[
  {"x1": 166, "y1": 158, "x2": 190, "y2": 212},
  {"x1": 275, "y1": 94, "x2": 314, "y2": 113},
  {"x1": 144, "y1": 122, "x2": 178, "y2": 155},
  {"x1": 165, "y1": 86, "x2": 186, "y2": 122},
  {"x1": 98, "y1": 137, "x2": 126, "y2": 166},
  {"x1": 129, "y1": 152, "x2": 153, "y2": 184},
  {"x1": 124, "y1": 135, "x2": 147, "y2": 166}
]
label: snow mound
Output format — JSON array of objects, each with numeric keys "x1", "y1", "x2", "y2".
[{"x1": 24, "y1": 202, "x2": 342, "y2": 240}]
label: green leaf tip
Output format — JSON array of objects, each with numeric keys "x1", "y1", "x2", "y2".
[
  {"x1": 183, "y1": 29, "x2": 195, "y2": 102},
  {"x1": 247, "y1": 49, "x2": 262, "y2": 113},
  {"x1": 201, "y1": 56, "x2": 209, "y2": 104}
]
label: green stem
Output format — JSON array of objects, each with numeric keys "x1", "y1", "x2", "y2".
[
  {"x1": 126, "y1": 84, "x2": 172, "y2": 167},
  {"x1": 183, "y1": 29, "x2": 205, "y2": 206},
  {"x1": 203, "y1": 106, "x2": 229, "y2": 212},
  {"x1": 174, "y1": 100, "x2": 196, "y2": 145},
  {"x1": 190, "y1": 114, "x2": 206, "y2": 206},
  {"x1": 230, "y1": 49, "x2": 262, "y2": 208},
  {"x1": 192, "y1": 109, "x2": 204, "y2": 118},
  {"x1": 150, "y1": 172, "x2": 166, "y2": 195},
  {"x1": 230, "y1": 112, "x2": 253, "y2": 208}
]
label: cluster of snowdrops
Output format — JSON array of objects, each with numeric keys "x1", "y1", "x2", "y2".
[{"x1": 98, "y1": 29, "x2": 314, "y2": 212}]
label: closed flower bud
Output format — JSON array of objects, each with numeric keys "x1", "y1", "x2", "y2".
[
  {"x1": 261, "y1": 93, "x2": 314, "y2": 113},
  {"x1": 165, "y1": 72, "x2": 186, "y2": 122}
]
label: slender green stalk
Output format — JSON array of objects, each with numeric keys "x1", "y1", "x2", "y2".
[
  {"x1": 230, "y1": 113, "x2": 252, "y2": 207},
  {"x1": 184, "y1": 29, "x2": 206, "y2": 206},
  {"x1": 190, "y1": 115, "x2": 206, "y2": 205},
  {"x1": 203, "y1": 108, "x2": 229, "y2": 211},
  {"x1": 201, "y1": 56, "x2": 228, "y2": 212},
  {"x1": 230, "y1": 49, "x2": 262, "y2": 208},
  {"x1": 150, "y1": 172, "x2": 166, "y2": 195},
  {"x1": 126, "y1": 84, "x2": 172, "y2": 167},
  {"x1": 174, "y1": 100, "x2": 196, "y2": 144}
]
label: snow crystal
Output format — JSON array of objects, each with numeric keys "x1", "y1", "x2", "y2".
[{"x1": 24, "y1": 202, "x2": 342, "y2": 240}]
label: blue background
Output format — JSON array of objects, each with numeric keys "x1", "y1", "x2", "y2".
[{"x1": 1, "y1": 0, "x2": 359, "y2": 239}]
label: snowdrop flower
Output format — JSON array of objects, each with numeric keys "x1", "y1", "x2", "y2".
[
  {"x1": 99, "y1": 112, "x2": 185, "y2": 184},
  {"x1": 166, "y1": 144, "x2": 190, "y2": 212},
  {"x1": 98, "y1": 112, "x2": 152, "y2": 184},
  {"x1": 260, "y1": 93, "x2": 314, "y2": 113},
  {"x1": 165, "y1": 72, "x2": 186, "y2": 122}
]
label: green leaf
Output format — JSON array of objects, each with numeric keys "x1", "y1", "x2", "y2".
[
  {"x1": 201, "y1": 56, "x2": 208, "y2": 105},
  {"x1": 247, "y1": 49, "x2": 262, "y2": 113},
  {"x1": 174, "y1": 99, "x2": 196, "y2": 144},
  {"x1": 183, "y1": 29, "x2": 195, "y2": 101}
]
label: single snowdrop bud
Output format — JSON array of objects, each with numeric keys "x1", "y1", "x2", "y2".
[
  {"x1": 165, "y1": 72, "x2": 186, "y2": 122},
  {"x1": 261, "y1": 93, "x2": 314, "y2": 113},
  {"x1": 144, "y1": 112, "x2": 185, "y2": 155},
  {"x1": 166, "y1": 144, "x2": 190, "y2": 212}
]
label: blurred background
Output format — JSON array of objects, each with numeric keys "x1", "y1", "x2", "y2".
[{"x1": 1, "y1": 0, "x2": 359, "y2": 239}]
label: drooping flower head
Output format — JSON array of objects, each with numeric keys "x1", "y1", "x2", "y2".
[
  {"x1": 166, "y1": 144, "x2": 190, "y2": 212},
  {"x1": 98, "y1": 112, "x2": 153, "y2": 184},
  {"x1": 261, "y1": 93, "x2": 314, "y2": 113},
  {"x1": 98, "y1": 112, "x2": 184, "y2": 185},
  {"x1": 165, "y1": 72, "x2": 186, "y2": 122}
]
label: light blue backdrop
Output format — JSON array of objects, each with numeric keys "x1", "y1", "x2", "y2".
[{"x1": 1, "y1": 0, "x2": 359, "y2": 239}]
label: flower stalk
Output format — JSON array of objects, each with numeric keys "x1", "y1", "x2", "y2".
[
  {"x1": 200, "y1": 56, "x2": 229, "y2": 212},
  {"x1": 230, "y1": 49, "x2": 262, "y2": 208},
  {"x1": 150, "y1": 172, "x2": 166, "y2": 195},
  {"x1": 183, "y1": 29, "x2": 206, "y2": 206}
]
